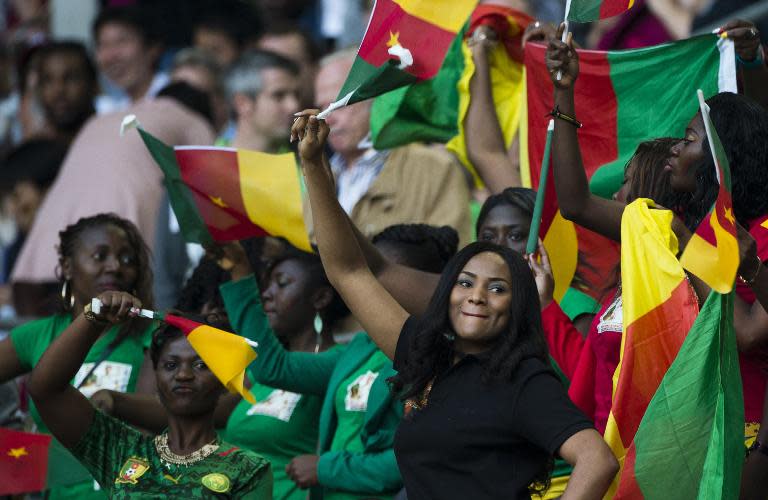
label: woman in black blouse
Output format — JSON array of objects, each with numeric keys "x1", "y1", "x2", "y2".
[{"x1": 292, "y1": 112, "x2": 618, "y2": 499}]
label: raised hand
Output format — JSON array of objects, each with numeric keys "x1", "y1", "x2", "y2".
[
  {"x1": 88, "y1": 292, "x2": 142, "y2": 324},
  {"x1": 546, "y1": 23, "x2": 579, "y2": 89},
  {"x1": 291, "y1": 109, "x2": 330, "y2": 164},
  {"x1": 719, "y1": 19, "x2": 763, "y2": 64},
  {"x1": 527, "y1": 239, "x2": 554, "y2": 309}
]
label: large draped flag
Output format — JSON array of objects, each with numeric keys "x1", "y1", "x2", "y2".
[
  {"x1": 565, "y1": 0, "x2": 636, "y2": 22},
  {"x1": 318, "y1": 0, "x2": 477, "y2": 118},
  {"x1": 605, "y1": 199, "x2": 743, "y2": 498},
  {"x1": 679, "y1": 90, "x2": 740, "y2": 293},
  {"x1": 520, "y1": 34, "x2": 736, "y2": 316},
  {"x1": 129, "y1": 119, "x2": 311, "y2": 252},
  {"x1": 0, "y1": 429, "x2": 91, "y2": 494}
]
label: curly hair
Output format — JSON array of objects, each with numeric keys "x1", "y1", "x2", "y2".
[
  {"x1": 372, "y1": 224, "x2": 459, "y2": 273},
  {"x1": 475, "y1": 187, "x2": 536, "y2": 236},
  {"x1": 57, "y1": 213, "x2": 154, "y2": 338},
  {"x1": 174, "y1": 257, "x2": 228, "y2": 313},
  {"x1": 705, "y1": 92, "x2": 768, "y2": 226}
]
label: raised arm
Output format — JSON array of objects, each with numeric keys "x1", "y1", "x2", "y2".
[
  {"x1": 27, "y1": 292, "x2": 142, "y2": 448},
  {"x1": 464, "y1": 25, "x2": 521, "y2": 193},
  {"x1": 733, "y1": 224, "x2": 768, "y2": 351},
  {"x1": 293, "y1": 112, "x2": 409, "y2": 359},
  {"x1": 548, "y1": 24, "x2": 625, "y2": 242},
  {"x1": 720, "y1": 20, "x2": 768, "y2": 112}
]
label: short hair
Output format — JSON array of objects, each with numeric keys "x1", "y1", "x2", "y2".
[
  {"x1": 171, "y1": 48, "x2": 224, "y2": 87},
  {"x1": 224, "y1": 49, "x2": 300, "y2": 100},
  {"x1": 0, "y1": 138, "x2": 68, "y2": 192},
  {"x1": 372, "y1": 224, "x2": 459, "y2": 273},
  {"x1": 193, "y1": 1, "x2": 262, "y2": 49},
  {"x1": 157, "y1": 81, "x2": 215, "y2": 127},
  {"x1": 36, "y1": 41, "x2": 97, "y2": 86},
  {"x1": 259, "y1": 22, "x2": 324, "y2": 63},
  {"x1": 92, "y1": 6, "x2": 162, "y2": 46}
]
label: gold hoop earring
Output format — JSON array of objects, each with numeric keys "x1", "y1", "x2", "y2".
[{"x1": 61, "y1": 280, "x2": 75, "y2": 310}]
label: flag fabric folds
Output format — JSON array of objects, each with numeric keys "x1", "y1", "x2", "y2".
[
  {"x1": 163, "y1": 314, "x2": 258, "y2": 404},
  {"x1": 679, "y1": 91, "x2": 740, "y2": 293},
  {"x1": 319, "y1": 0, "x2": 477, "y2": 117},
  {"x1": 136, "y1": 127, "x2": 311, "y2": 252},
  {"x1": 566, "y1": 0, "x2": 636, "y2": 22},
  {"x1": 520, "y1": 34, "x2": 736, "y2": 316},
  {"x1": 603, "y1": 199, "x2": 698, "y2": 497}
]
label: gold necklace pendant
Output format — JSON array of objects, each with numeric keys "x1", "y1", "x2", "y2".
[{"x1": 154, "y1": 433, "x2": 220, "y2": 468}]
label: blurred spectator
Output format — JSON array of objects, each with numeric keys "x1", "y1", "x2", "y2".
[
  {"x1": 225, "y1": 50, "x2": 301, "y2": 152},
  {"x1": 170, "y1": 48, "x2": 229, "y2": 133},
  {"x1": 93, "y1": 6, "x2": 168, "y2": 114},
  {"x1": 35, "y1": 41, "x2": 98, "y2": 144},
  {"x1": 320, "y1": 0, "x2": 366, "y2": 49},
  {"x1": 312, "y1": 49, "x2": 473, "y2": 244},
  {"x1": 10, "y1": 88, "x2": 214, "y2": 315},
  {"x1": 0, "y1": 138, "x2": 67, "y2": 284},
  {"x1": 192, "y1": 1, "x2": 262, "y2": 69},
  {"x1": 254, "y1": 22, "x2": 323, "y2": 107}
]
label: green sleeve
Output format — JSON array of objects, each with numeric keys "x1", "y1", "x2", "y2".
[
  {"x1": 9, "y1": 317, "x2": 53, "y2": 371},
  {"x1": 317, "y1": 448, "x2": 402, "y2": 494},
  {"x1": 69, "y1": 410, "x2": 142, "y2": 492},
  {"x1": 220, "y1": 275, "x2": 344, "y2": 396},
  {"x1": 237, "y1": 460, "x2": 273, "y2": 499}
]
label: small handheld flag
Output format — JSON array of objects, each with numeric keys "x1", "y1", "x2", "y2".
[
  {"x1": 526, "y1": 120, "x2": 554, "y2": 254},
  {"x1": 679, "y1": 90, "x2": 740, "y2": 293},
  {"x1": 92, "y1": 299, "x2": 258, "y2": 403}
]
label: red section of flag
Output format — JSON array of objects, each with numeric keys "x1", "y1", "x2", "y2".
[
  {"x1": 163, "y1": 313, "x2": 200, "y2": 335},
  {"x1": 357, "y1": 0, "x2": 456, "y2": 80},
  {"x1": 616, "y1": 443, "x2": 642, "y2": 497},
  {"x1": 612, "y1": 279, "x2": 696, "y2": 447},
  {"x1": 0, "y1": 428, "x2": 51, "y2": 495},
  {"x1": 175, "y1": 148, "x2": 267, "y2": 241},
  {"x1": 468, "y1": 5, "x2": 533, "y2": 63},
  {"x1": 600, "y1": 0, "x2": 634, "y2": 19}
]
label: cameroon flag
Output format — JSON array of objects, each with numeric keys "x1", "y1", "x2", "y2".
[
  {"x1": 135, "y1": 125, "x2": 311, "y2": 252},
  {"x1": 0, "y1": 429, "x2": 91, "y2": 494},
  {"x1": 163, "y1": 314, "x2": 257, "y2": 403},
  {"x1": 679, "y1": 90, "x2": 739, "y2": 293},
  {"x1": 521, "y1": 34, "x2": 736, "y2": 316},
  {"x1": 319, "y1": 0, "x2": 477, "y2": 117},
  {"x1": 566, "y1": 0, "x2": 636, "y2": 22}
]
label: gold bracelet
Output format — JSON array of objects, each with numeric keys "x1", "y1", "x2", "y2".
[
  {"x1": 83, "y1": 303, "x2": 107, "y2": 324},
  {"x1": 739, "y1": 256, "x2": 763, "y2": 285}
]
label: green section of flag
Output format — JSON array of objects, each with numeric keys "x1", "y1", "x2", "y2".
[
  {"x1": 342, "y1": 59, "x2": 419, "y2": 108},
  {"x1": 566, "y1": 0, "x2": 603, "y2": 22},
  {"x1": 633, "y1": 291, "x2": 743, "y2": 498},
  {"x1": 45, "y1": 437, "x2": 93, "y2": 488},
  {"x1": 589, "y1": 35, "x2": 726, "y2": 199},
  {"x1": 137, "y1": 128, "x2": 214, "y2": 246},
  {"x1": 370, "y1": 24, "x2": 467, "y2": 149}
]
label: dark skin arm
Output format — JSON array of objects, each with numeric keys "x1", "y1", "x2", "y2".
[
  {"x1": 740, "y1": 385, "x2": 768, "y2": 500},
  {"x1": 0, "y1": 337, "x2": 26, "y2": 383},
  {"x1": 27, "y1": 292, "x2": 141, "y2": 448},
  {"x1": 733, "y1": 224, "x2": 768, "y2": 351},
  {"x1": 720, "y1": 20, "x2": 768, "y2": 112},
  {"x1": 548, "y1": 24, "x2": 625, "y2": 242}
]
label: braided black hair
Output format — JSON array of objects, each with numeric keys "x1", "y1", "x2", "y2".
[
  {"x1": 57, "y1": 213, "x2": 154, "y2": 337},
  {"x1": 174, "y1": 257, "x2": 228, "y2": 313},
  {"x1": 372, "y1": 224, "x2": 459, "y2": 273}
]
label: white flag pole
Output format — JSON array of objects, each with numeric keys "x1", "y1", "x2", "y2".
[{"x1": 557, "y1": 0, "x2": 573, "y2": 81}]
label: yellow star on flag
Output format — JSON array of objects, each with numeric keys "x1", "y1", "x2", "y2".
[
  {"x1": 724, "y1": 207, "x2": 735, "y2": 225},
  {"x1": 386, "y1": 31, "x2": 400, "y2": 48},
  {"x1": 7, "y1": 447, "x2": 28, "y2": 459},
  {"x1": 209, "y1": 195, "x2": 228, "y2": 208}
]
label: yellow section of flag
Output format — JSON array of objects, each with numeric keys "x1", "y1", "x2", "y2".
[
  {"x1": 393, "y1": 0, "x2": 478, "y2": 33},
  {"x1": 237, "y1": 150, "x2": 312, "y2": 253}
]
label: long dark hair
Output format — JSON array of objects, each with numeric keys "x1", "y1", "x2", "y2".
[
  {"x1": 389, "y1": 242, "x2": 549, "y2": 401},
  {"x1": 57, "y1": 213, "x2": 154, "y2": 338}
]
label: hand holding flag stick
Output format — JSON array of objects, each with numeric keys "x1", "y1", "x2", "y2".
[{"x1": 90, "y1": 298, "x2": 259, "y2": 402}]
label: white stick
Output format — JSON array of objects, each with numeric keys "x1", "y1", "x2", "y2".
[{"x1": 557, "y1": 0, "x2": 573, "y2": 81}]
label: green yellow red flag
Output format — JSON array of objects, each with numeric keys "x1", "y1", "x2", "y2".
[
  {"x1": 565, "y1": 0, "x2": 636, "y2": 22},
  {"x1": 133, "y1": 125, "x2": 311, "y2": 252},
  {"x1": 163, "y1": 314, "x2": 257, "y2": 403},
  {"x1": 318, "y1": 0, "x2": 477, "y2": 118},
  {"x1": 679, "y1": 90, "x2": 740, "y2": 293}
]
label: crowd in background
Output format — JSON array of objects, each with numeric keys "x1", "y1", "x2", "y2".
[{"x1": 0, "y1": 0, "x2": 767, "y2": 499}]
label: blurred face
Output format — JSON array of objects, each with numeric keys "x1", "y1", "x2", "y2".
[
  {"x1": 8, "y1": 181, "x2": 44, "y2": 234},
  {"x1": 667, "y1": 114, "x2": 707, "y2": 193},
  {"x1": 155, "y1": 336, "x2": 224, "y2": 417},
  {"x1": 194, "y1": 28, "x2": 239, "y2": 68},
  {"x1": 315, "y1": 57, "x2": 371, "y2": 161},
  {"x1": 249, "y1": 68, "x2": 300, "y2": 141},
  {"x1": 449, "y1": 252, "x2": 512, "y2": 354},
  {"x1": 171, "y1": 64, "x2": 229, "y2": 131},
  {"x1": 257, "y1": 32, "x2": 316, "y2": 105},
  {"x1": 95, "y1": 23, "x2": 155, "y2": 98},
  {"x1": 614, "y1": 160, "x2": 636, "y2": 204},
  {"x1": 477, "y1": 204, "x2": 530, "y2": 254},
  {"x1": 261, "y1": 259, "x2": 317, "y2": 339},
  {"x1": 63, "y1": 224, "x2": 139, "y2": 310},
  {"x1": 38, "y1": 52, "x2": 95, "y2": 130}
]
